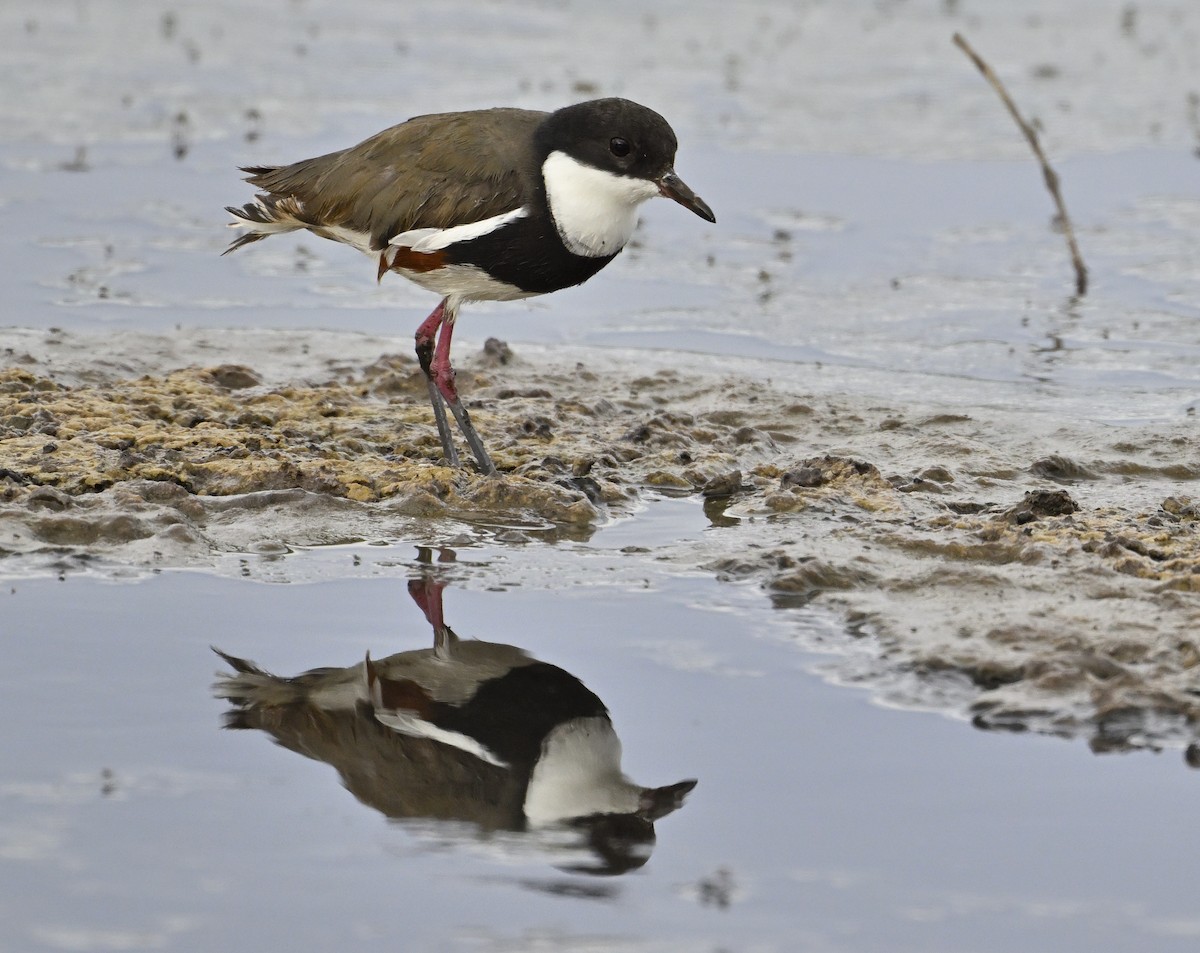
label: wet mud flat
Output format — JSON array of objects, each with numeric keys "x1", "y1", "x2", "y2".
[{"x1": 2, "y1": 327, "x2": 1198, "y2": 758}]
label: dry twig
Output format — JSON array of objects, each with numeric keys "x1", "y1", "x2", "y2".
[{"x1": 953, "y1": 33, "x2": 1088, "y2": 296}]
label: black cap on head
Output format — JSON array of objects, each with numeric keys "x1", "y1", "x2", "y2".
[
  {"x1": 537, "y1": 97, "x2": 679, "y2": 181},
  {"x1": 537, "y1": 98, "x2": 715, "y2": 223}
]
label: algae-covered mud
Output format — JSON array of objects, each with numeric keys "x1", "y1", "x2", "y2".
[{"x1": 2, "y1": 327, "x2": 1197, "y2": 757}]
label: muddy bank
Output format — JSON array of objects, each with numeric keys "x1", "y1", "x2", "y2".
[
  {"x1": 0, "y1": 331, "x2": 749, "y2": 533},
  {"x1": 2, "y1": 327, "x2": 1198, "y2": 755}
]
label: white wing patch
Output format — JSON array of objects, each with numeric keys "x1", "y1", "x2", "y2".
[
  {"x1": 373, "y1": 709, "x2": 509, "y2": 768},
  {"x1": 389, "y1": 206, "x2": 529, "y2": 253}
]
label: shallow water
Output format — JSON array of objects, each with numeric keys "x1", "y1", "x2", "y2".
[
  {"x1": 4, "y1": 2, "x2": 1200, "y2": 425},
  {"x1": 3, "y1": 1, "x2": 1200, "y2": 949},
  {"x1": 9, "y1": 138, "x2": 1199, "y2": 423},
  {"x1": 3, "y1": 549, "x2": 1199, "y2": 953}
]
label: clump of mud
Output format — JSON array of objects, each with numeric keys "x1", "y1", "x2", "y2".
[
  {"x1": 0, "y1": 347, "x2": 765, "y2": 522},
  {"x1": 708, "y1": 449, "x2": 1200, "y2": 757},
  {"x1": 2, "y1": 328, "x2": 1199, "y2": 758},
  {"x1": 0, "y1": 330, "x2": 754, "y2": 557}
]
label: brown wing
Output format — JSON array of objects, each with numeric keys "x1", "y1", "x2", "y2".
[{"x1": 241, "y1": 108, "x2": 548, "y2": 251}]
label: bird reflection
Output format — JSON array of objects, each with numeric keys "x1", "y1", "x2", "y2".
[{"x1": 212, "y1": 577, "x2": 696, "y2": 875}]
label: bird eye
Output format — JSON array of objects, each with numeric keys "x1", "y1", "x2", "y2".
[{"x1": 609, "y1": 137, "x2": 631, "y2": 158}]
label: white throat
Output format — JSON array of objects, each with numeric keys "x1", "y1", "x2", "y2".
[
  {"x1": 523, "y1": 717, "x2": 641, "y2": 827},
  {"x1": 541, "y1": 151, "x2": 660, "y2": 258}
]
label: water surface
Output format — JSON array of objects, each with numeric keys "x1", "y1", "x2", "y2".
[{"x1": 3, "y1": 551, "x2": 1198, "y2": 952}]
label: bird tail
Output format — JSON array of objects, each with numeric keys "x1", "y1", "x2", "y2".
[
  {"x1": 211, "y1": 647, "x2": 371, "y2": 730},
  {"x1": 211, "y1": 646, "x2": 305, "y2": 707},
  {"x1": 222, "y1": 165, "x2": 309, "y2": 254}
]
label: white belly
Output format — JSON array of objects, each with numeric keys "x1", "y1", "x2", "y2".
[{"x1": 395, "y1": 262, "x2": 538, "y2": 303}]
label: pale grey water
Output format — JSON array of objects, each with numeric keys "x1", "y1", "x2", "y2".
[
  {"x1": 3, "y1": 1, "x2": 1200, "y2": 949},
  {"x1": 2, "y1": 548, "x2": 1199, "y2": 953},
  {"x1": 8, "y1": 140, "x2": 1199, "y2": 421},
  {"x1": 3, "y1": 2, "x2": 1199, "y2": 423}
]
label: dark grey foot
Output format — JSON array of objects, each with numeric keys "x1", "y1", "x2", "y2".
[
  {"x1": 424, "y1": 374, "x2": 460, "y2": 468},
  {"x1": 444, "y1": 398, "x2": 496, "y2": 476}
]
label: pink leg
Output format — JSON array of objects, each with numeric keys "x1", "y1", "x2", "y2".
[
  {"x1": 413, "y1": 299, "x2": 458, "y2": 467},
  {"x1": 412, "y1": 298, "x2": 495, "y2": 475},
  {"x1": 430, "y1": 314, "x2": 461, "y2": 404},
  {"x1": 414, "y1": 299, "x2": 446, "y2": 358}
]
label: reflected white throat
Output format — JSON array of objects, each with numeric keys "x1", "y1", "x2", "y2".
[
  {"x1": 523, "y1": 716, "x2": 640, "y2": 827},
  {"x1": 542, "y1": 151, "x2": 660, "y2": 258}
]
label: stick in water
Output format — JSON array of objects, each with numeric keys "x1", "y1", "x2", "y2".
[{"x1": 953, "y1": 32, "x2": 1088, "y2": 297}]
